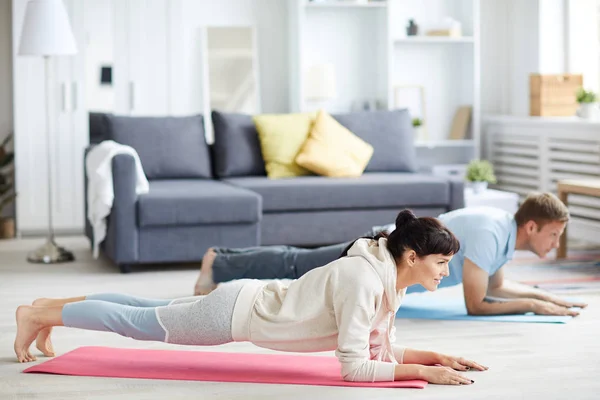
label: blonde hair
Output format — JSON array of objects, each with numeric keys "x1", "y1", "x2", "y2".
[{"x1": 514, "y1": 192, "x2": 569, "y2": 228}]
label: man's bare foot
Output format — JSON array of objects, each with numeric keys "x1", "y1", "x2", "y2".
[
  {"x1": 194, "y1": 248, "x2": 218, "y2": 295},
  {"x1": 32, "y1": 298, "x2": 55, "y2": 357},
  {"x1": 14, "y1": 305, "x2": 44, "y2": 363}
]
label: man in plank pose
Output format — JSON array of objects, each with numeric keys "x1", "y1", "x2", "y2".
[{"x1": 194, "y1": 192, "x2": 587, "y2": 316}]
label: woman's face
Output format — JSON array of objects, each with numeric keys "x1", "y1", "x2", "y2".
[{"x1": 413, "y1": 253, "x2": 452, "y2": 291}]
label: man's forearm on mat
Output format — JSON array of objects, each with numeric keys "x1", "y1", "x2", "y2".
[
  {"x1": 467, "y1": 297, "x2": 535, "y2": 315},
  {"x1": 487, "y1": 280, "x2": 559, "y2": 302}
]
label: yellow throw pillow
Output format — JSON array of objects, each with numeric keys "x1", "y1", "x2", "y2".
[
  {"x1": 295, "y1": 110, "x2": 373, "y2": 178},
  {"x1": 253, "y1": 113, "x2": 317, "y2": 179}
]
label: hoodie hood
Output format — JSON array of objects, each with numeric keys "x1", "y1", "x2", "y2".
[
  {"x1": 347, "y1": 237, "x2": 402, "y2": 312},
  {"x1": 347, "y1": 237, "x2": 405, "y2": 365}
]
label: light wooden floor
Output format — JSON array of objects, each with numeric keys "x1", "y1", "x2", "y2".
[{"x1": 1, "y1": 236, "x2": 599, "y2": 399}]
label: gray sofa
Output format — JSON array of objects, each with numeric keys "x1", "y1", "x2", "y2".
[{"x1": 85, "y1": 109, "x2": 464, "y2": 273}]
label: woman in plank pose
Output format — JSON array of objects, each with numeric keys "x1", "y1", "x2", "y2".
[{"x1": 15, "y1": 210, "x2": 487, "y2": 385}]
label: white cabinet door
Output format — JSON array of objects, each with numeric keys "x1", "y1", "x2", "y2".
[
  {"x1": 120, "y1": 0, "x2": 170, "y2": 116},
  {"x1": 12, "y1": 0, "x2": 88, "y2": 234},
  {"x1": 51, "y1": 48, "x2": 76, "y2": 231},
  {"x1": 112, "y1": 0, "x2": 131, "y2": 115},
  {"x1": 53, "y1": 0, "x2": 88, "y2": 231},
  {"x1": 91, "y1": 0, "x2": 176, "y2": 116},
  {"x1": 69, "y1": 0, "x2": 88, "y2": 232},
  {"x1": 12, "y1": 0, "x2": 49, "y2": 233}
]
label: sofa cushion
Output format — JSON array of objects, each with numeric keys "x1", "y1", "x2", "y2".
[
  {"x1": 89, "y1": 112, "x2": 111, "y2": 144},
  {"x1": 295, "y1": 110, "x2": 374, "y2": 178},
  {"x1": 138, "y1": 180, "x2": 261, "y2": 227},
  {"x1": 211, "y1": 111, "x2": 266, "y2": 178},
  {"x1": 105, "y1": 114, "x2": 212, "y2": 180},
  {"x1": 253, "y1": 112, "x2": 316, "y2": 179},
  {"x1": 332, "y1": 109, "x2": 417, "y2": 173},
  {"x1": 224, "y1": 173, "x2": 451, "y2": 212}
]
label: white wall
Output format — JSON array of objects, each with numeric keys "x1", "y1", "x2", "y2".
[
  {"x1": 507, "y1": 0, "x2": 540, "y2": 116},
  {"x1": 180, "y1": 0, "x2": 289, "y2": 114},
  {"x1": 538, "y1": 0, "x2": 566, "y2": 74},
  {"x1": 84, "y1": 0, "x2": 115, "y2": 113},
  {"x1": 80, "y1": 0, "x2": 288, "y2": 116},
  {"x1": 0, "y1": 0, "x2": 12, "y2": 142},
  {"x1": 567, "y1": 0, "x2": 599, "y2": 93},
  {"x1": 482, "y1": 0, "x2": 598, "y2": 117},
  {"x1": 480, "y1": 0, "x2": 510, "y2": 114},
  {"x1": 0, "y1": 0, "x2": 13, "y2": 219}
]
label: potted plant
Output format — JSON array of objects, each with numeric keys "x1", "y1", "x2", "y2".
[
  {"x1": 575, "y1": 88, "x2": 599, "y2": 120},
  {"x1": 466, "y1": 159, "x2": 497, "y2": 194},
  {"x1": 0, "y1": 133, "x2": 16, "y2": 239},
  {"x1": 412, "y1": 117, "x2": 426, "y2": 141}
]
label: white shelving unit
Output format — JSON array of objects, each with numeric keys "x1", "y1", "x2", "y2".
[
  {"x1": 208, "y1": 49, "x2": 254, "y2": 60},
  {"x1": 305, "y1": 1, "x2": 387, "y2": 8},
  {"x1": 290, "y1": 0, "x2": 390, "y2": 114},
  {"x1": 289, "y1": 0, "x2": 481, "y2": 163},
  {"x1": 394, "y1": 36, "x2": 474, "y2": 44}
]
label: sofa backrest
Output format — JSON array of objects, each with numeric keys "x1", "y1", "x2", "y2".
[
  {"x1": 102, "y1": 114, "x2": 213, "y2": 180},
  {"x1": 89, "y1": 112, "x2": 111, "y2": 144},
  {"x1": 211, "y1": 111, "x2": 267, "y2": 178},
  {"x1": 332, "y1": 109, "x2": 417, "y2": 173},
  {"x1": 212, "y1": 109, "x2": 417, "y2": 178}
]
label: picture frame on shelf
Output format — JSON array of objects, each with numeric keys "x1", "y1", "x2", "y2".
[
  {"x1": 449, "y1": 105, "x2": 472, "y2": 140},
  {"x1": 393, "y1": 85, "x2": 427, "y2": 142}
]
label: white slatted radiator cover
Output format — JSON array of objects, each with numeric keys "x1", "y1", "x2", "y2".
[{"x1": 484, "y1": 117, "x2": 600, "y2": 244}]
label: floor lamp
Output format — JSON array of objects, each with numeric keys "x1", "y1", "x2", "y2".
[{"x1": 18, "y1": 0, "x2": 77, "y2": 263}]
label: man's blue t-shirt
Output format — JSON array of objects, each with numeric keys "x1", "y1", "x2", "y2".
[{"x1": 379, "y1": 207, "x2": 517, "y2": 294}]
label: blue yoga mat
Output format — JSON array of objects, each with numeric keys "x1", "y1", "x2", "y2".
[{"x1": 395, "y1": 295, "x2": 578, "y2": 324}]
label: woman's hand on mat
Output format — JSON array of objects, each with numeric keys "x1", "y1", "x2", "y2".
[
  {"x1": 531, "y1": 299, "x2": 580, "y2": 316},
  {"x1": 436, "y1": 354, "x2": 488, "y2": 372},
  {"x1": 419, "y1": 366, "x2": 474, "y2": 385}
]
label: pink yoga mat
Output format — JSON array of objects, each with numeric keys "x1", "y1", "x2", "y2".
[{"x1": 23, "y1": 346, "x2": 427, "y2": 389}]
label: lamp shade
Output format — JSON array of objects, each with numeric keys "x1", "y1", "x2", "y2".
[
  {"x1": 18, "y1": 0, "x2": 77, "y2": 56},
  {"x1": 304, "y1": 63, "x2": 337, "y2": 100}
]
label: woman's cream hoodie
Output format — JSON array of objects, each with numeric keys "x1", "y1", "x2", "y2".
[{"x1": 230, "y1": 237, "x2": 407, "y2": 382}]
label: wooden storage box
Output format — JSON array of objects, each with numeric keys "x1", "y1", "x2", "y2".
[{"x1": 530, "y1": 74, "x2": 583, "y2": 116}]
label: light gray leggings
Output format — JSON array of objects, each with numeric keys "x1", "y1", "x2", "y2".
[{"x1": 62, "y1": 281, "x2": 245, "y2": 345}]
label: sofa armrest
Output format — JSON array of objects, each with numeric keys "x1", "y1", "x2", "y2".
[
  {"x1": 83, "y1": 146, "x2": 95, "y2": 243},
  {"x1": 103, "y1": 154, "x2": 140, "y2": 265},
  {"x1": 448, "y1": 179, "x2": 465, "y2": 210}
]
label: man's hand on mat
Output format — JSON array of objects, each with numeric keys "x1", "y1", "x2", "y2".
[
  {"x1": 549, "y1": 298, "x2": 588, "y2": 309},
  {"x1": 419, "y1": 366, "x2": 474, "y2": 385},
  {"x1": 531, "y1": 299, "x2": 580, "y2": 316},
  {"x1": 436, "y1": 354, "x2": 488, "y2": 372}
]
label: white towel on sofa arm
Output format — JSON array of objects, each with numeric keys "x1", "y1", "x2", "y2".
[{"x1": 86, "y1": 140, "x2": 149, "y2": 259}]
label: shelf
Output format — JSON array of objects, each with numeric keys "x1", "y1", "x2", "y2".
[
  {"x1": 415, "y1": 139, "x2": 475, "y2": 148},
  {"x1": 394, "y1": 36, "x2": 474, "y2": 44},
  {"x1": 305, "y1": 1, "x2": 387, "y2": 8},
  {"x1": 208, "y1": 49, "x2": 254, "y2": 59}
]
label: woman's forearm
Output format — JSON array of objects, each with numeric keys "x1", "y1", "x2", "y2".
[
  {"x1": 402, "y1": 348, "x2": 440, "y2": 365},
  {"x1": 393, "y1": 363, "x2": 424, "y2": 381}
]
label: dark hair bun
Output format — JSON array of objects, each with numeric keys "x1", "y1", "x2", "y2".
[{"x1": 395, "y1": 209, "x2": 417, "y2": 230}]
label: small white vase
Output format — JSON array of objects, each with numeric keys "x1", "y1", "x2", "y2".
[
  {"x1": 470, "y1": 181, "x2": 488, "y2": 194},
  {"x1": 576, "y1": 103, "x2": 599, "y2": 120},
  {"x1": 414, "y1": 126, "x2": 427, "y2": 142}
]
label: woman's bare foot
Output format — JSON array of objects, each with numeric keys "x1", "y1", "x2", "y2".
[
  {"x1": 14, "y1": 305, "x2": 44, "y2": 363},
  {"x1": 32, "y1": 298, "x2": 55, "y2": 357},
  {"x1": 194, "y1": 248, "x2": 218, "y2": 295}
]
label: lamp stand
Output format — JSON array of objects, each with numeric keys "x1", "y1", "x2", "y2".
[{"x1": 27, "y1": 56, "x2": 75, "y2": 264}]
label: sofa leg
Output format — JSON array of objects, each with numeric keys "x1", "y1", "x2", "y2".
[{"x1": 119, "y1": 264, "x2": 133, "y2": 274}]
